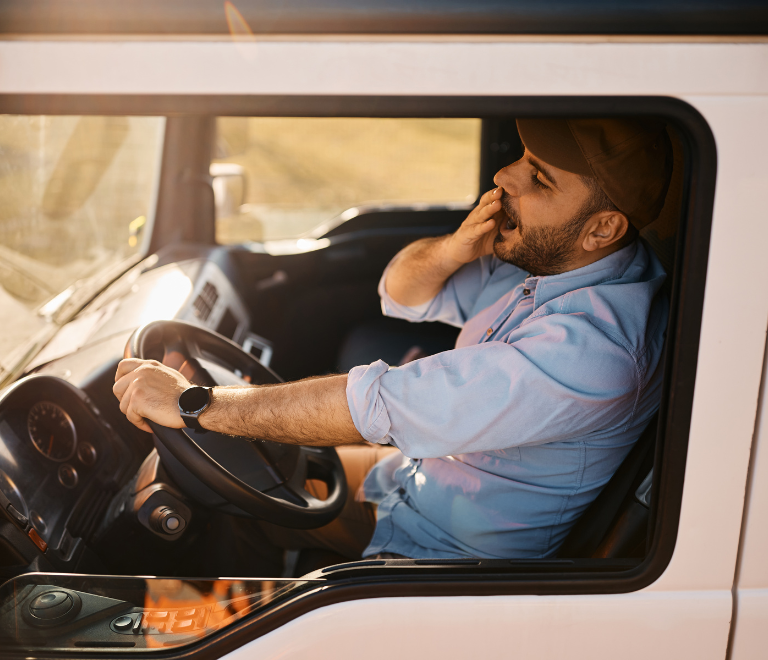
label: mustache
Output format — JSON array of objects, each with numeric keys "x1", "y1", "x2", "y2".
[{"x1": 500, "y1": 191, "x2": 521, "y2": 230}]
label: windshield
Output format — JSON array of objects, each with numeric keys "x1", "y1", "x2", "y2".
[{"x1": 0, "y1": 115, "x2": 165, "y2": 376}]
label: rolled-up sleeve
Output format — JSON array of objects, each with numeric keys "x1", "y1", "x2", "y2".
[
  {"x1": 345, "y1": 314, "x2": 640, "y2": 457},
  {"x1": 378, "y1": 254, "x2": 495, "y2": 328}
]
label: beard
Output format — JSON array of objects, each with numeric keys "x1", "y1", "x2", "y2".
[{"x1": 493, "y1": 192, "x2": 589, "y2": 277}]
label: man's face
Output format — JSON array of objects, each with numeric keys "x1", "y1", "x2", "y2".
[{"x1": 492, "y1": 149, "x2": 594, "y2": 277}]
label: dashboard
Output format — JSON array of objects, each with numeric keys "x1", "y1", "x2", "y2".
[
  {"x1": 0, "y1": 248, "x2": 260, "y2": 575},
  {"x1": 0, "y1": 376, "x2": 131, "y2": 562},
  {"x1": 26, "y1": 252, "x2": 253, "y2": 374}
]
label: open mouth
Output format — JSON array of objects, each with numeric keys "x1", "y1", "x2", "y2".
[
  {"x1": 500, "y1": 208, "x2": 519, "y2": 234},
  {"x1": 500, "y1": 192, "x2": 519, "y2": 232}
]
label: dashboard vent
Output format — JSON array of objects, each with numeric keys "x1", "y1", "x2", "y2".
[
  {"x1": 192, "y1": 282, "x2": 219, "y2": 321},
  {"x1": 68, "y1": 482, "x2": 116, "y2": 543}
]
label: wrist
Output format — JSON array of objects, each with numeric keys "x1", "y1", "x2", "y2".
[
  {"x1": 178, "y1": 385, "x2": 213, "y2": 432},
  {"x1": 197, "y1": 386, "x2": 227, "y2": 428},
  {"x1": 441, "y1": 234, "x2": 472, "y2": 269}
]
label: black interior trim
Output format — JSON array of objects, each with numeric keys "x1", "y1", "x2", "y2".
[
  {"x1": 0, "y1": 94, "x2": 716, "y2": 659},
  {"x1": 2, "y1": 0, "x2": 767, "y2": 36},
  {"x1": 150, "y1": 117, "x2": 216, "y2": 254}
]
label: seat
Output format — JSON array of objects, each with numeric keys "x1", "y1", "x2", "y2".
[{"x1": 557, "y1": 123, "x2": 686, "y2": 559}]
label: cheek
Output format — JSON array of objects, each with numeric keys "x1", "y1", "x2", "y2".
[
  {"x1": 520, "y1": 193, "x2": 573, "y2": 231},
  {"x1": 518, "y1": 196, "x2": 546, "y2": 228}
]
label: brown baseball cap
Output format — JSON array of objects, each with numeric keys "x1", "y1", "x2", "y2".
[{"x1": 515, "y1": 118, "x2": 673, "y2": 230}]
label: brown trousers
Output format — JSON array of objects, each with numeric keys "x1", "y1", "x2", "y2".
[{"x1": 258, "y1": 443, "x2": 400, "y2": 559}]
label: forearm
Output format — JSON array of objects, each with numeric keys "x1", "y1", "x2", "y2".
[
  {"x1": 384, "y1": 235, "x2": 464, "y2": 307},
  {"x1": 199, "y1": 374, "x2": 364, "y2": 446}
]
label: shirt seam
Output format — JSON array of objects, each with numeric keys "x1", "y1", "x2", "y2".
[
  {"x1": 547, "y1": 440, "x2": 588, "y2": 552},
  {"x1": 524, "y1": 309, "x2": 643, "y2": 431},
  {"x1": 625, "y1": 358, "x2": 643, "y2": 432}
]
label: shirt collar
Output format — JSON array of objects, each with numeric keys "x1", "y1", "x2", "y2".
[{"x1": 527, "y1": 241, "x2": 640, "y2": 311}]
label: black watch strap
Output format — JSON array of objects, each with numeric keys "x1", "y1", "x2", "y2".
[{"x1": 178, "y1": 386, "x2": 212, "y2": 432}]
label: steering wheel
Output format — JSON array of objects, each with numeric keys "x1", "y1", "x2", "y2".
[{"x1": 125, "y1": 320, "x2": 347, "y2": 529}]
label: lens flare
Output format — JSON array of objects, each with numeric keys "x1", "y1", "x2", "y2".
[
  {"x1": 224, "y1": 1, "x2": 258, "y2": 62},
  {"x1": 225, "y1": 1, "x2": 254, "y2": 41}
]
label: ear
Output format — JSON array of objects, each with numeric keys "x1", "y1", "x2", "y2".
[{"x1": 581, "y1": 211, "x2": 630, "y2": 252}]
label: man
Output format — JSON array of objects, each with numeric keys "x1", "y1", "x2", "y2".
[{"x1": 114, "y1": 117, "x2": 673, "y2": 560}]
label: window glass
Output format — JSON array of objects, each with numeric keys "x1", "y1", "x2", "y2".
[
  {"x1": 213, "y1": 117, "x2": 481, "y2": 244},
  {"x1": 0, "y1": 115, "x2": 164, "y2": 374}
]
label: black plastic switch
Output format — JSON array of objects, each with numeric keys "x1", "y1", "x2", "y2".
[
  {"x1": 112, "y1": 615, "x2": 133, "y2": 632},
  {"x1": 6, "y1": 504, "x2": 28, "y2": 527}
]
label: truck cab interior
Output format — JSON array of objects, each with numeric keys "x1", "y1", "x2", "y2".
[{"x1": 0, "y1": 99, "x2": 715, "y2": 652}]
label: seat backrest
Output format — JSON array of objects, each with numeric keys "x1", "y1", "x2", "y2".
[{"x1": 639, "y1": 125, "x2": 685, "y2": 288}]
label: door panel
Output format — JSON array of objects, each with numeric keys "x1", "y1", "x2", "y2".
[{"x1": 225, "y1": 592, "x2": 731, "y2": 660}]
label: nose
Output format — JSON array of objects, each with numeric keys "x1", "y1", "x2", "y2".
[{"x1": 493, "y1": 160, "x2": 520, "y2": 192}]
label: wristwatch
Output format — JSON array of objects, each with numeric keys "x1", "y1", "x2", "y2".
[{"x1": 178, "y1": 386, "x2": 213, "y2": 432}]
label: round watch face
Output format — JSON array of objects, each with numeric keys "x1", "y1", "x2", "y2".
[{"x1": 179, "y1": 387, "x2": 211, "y2": 414}]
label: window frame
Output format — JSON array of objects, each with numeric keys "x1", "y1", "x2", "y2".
[{"x1": 0, "y1": 93, "x2": 716, "y2": 659}]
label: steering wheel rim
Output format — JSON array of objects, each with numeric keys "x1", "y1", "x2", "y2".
[{"x1": 126, "y1": 320, "x2": 347, "y2": 529}]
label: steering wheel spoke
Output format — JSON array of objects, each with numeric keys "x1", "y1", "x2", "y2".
[
  {"x1": 161, "y1": 334, "x2": 216, "y2": 387},
  {"x1": 282, "y1": 446, "x2": 345, "y2": 508}
]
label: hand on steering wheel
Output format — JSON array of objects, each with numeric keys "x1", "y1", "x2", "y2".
[{"x1": 123, "y1": 320, "x2": 347, "y2": 529}]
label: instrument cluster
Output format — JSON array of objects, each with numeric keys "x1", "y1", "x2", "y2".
[
  {"x1": 25, "y1": 400, "x2": 98, "y2": 489},
  {"x1": 0, "y1": 375, "x2": 120, "y2": 548}
]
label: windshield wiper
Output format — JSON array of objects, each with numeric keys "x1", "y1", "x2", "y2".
[{"x1": 47, "y1": 253, "x2": 145, "y2": 325}]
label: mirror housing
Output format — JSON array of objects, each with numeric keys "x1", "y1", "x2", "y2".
[{"x1": 210, "y1": 163, "x2": 246, "y2": 220}]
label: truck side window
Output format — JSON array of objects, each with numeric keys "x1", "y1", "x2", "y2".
[{"x1": 212, "y1": 117, "x2": 481, "y2": 244}]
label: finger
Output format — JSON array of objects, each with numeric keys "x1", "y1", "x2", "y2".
[
  {"x1": 113, "y1": 368, "x2": 141, "y2": 402},
  {"x1": 491, "y1": 207, "x2": 508, "y2": 227},
  {"x1": 125, "y1": 402, "x2": 152, "y2": 433},
  {"x1": 113, "y1": 374, "x2": 130, "y2": 402},
  {"x1": 119, "y1": 379, "x2": 137, "y2": 416},
  {"x1": 463, "y1": 199, "x2": 501, "y2": 231},
  {"x1": 472, "y1": 216, "x2": 497, "y2": 236},
  {"x1": 479, "y1": 187, "x2": 502, "y2": 205},
  {"x1": 475, "y1": 198, "x2": 501, "y2": 221},
  {"x1": 115, "y1": 358, "x2": 148, "y2": 382}
]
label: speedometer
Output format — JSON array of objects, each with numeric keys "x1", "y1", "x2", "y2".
[{"x1": 27, "y1": 401, "x2": 77, "y2": 462}]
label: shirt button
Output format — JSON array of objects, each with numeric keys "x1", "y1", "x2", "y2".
[
  {"x1": 486, "y1": 328, "x2": 493, "y2": 336},
  {"x1": 523, "y1": 288, "x2": 531, "y2": 295}
]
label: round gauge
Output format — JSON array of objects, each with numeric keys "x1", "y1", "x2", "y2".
[
  {"x1": 77, "y1": 442, "x2": 97, "y2": 466},
  {"x1": 27, "y1": 401, "x2": 77, "y2": 462}
]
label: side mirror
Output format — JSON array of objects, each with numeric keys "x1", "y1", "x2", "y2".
[{"x1": 209, "y1": 163, "x2": 247, "y2": 220}]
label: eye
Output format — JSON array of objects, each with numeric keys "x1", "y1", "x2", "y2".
[{"x1": 531, "y1": 172, "x2": 548, "y2": 190}]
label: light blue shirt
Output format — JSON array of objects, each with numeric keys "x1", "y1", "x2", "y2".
[{"x1": 346, "y1": 240, "x2": 668, "y2": 559}]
